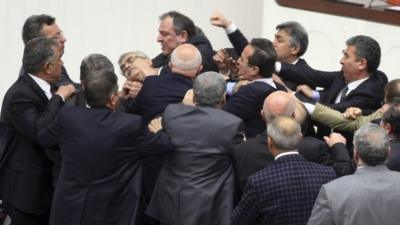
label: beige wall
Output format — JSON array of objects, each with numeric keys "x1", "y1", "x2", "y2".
[{"x1": 0, "y1": 0, "x2": 263, "y2": 110}]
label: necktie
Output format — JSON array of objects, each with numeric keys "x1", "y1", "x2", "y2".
[{"x1": 339, "y1": 86, "x2": 348, "y2": 102}]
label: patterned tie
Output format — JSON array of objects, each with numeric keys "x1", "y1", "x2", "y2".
[{"x1": 339, "y1": 86, "x2": 348, "y2": 102}]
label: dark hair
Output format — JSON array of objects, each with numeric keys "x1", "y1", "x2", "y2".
[
  {"x1": 248, "y1": 38, "x2": 277, "y2": 78},
  {"x1": 80, "y1": 54, "x2": 115, "y2": 81},
  {"x1": 384, "y1": 79, "x2": 400, "y2": 105},
  {"x1": 346, "y1": 35, "x2": 381, "y2": 73},
  {"x1": 84, "y1": 70, "x2": 118, "y2": 107},
  {"x1": 22, "y1": 14, "x2": 56, "y2": 44},
  {"x1": 276, "y1": 21, "x2": 308, "y2": 57},
  {"x1": 22, "y1": 37, "x2": 58, "y2": 74},
  {"x1": 382, "y1": 105, "x2": 400, "y2": 137},
  {"x1": 160, "y1": 11, "x2": 196, "y2": 38}
]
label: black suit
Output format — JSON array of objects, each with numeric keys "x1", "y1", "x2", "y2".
[
  {"x1": 126, "y1": 73, "x2": 193, "y2": 124},
  {"x1": 279, "y1": 64, "x2": 387, "y2": 113},
  {"x1": 223, "y1": 81, "x2": 284, "y2": 138},
  {"x1": 152, "y1": 34, "x2": 218, "y2": 73},
  {"x1": 38, "y1": 106, "x2": 171, "y2": 225},
  {"x1": 232, "y1": 132, "x2": 354, "y2": 194},
  {"x1": 227, "y1": 29, "x2": 315, "y2": 92},
  {"x1": 19, "y1": 66, "x2": 78, "y2": 88},
  {"x1": 0, "y1": 74, "x2": 65, "y2": 223},
  {"x1": 387, "y1": 137, "x2": 400, "y2": 172}
]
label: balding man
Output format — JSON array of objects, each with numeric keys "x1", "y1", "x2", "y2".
[
  {"x1": 126, "y1": 43, "x2": 202, "y2": 124},
  {"x1": 232, "y1": 91, "x2": 354, "y2": 193},
  {"x1": 232, "y1": 117, "x2": 336, "y2": 225}
]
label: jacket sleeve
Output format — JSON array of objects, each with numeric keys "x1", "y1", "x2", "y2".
[
  {"x1": 227, "y1": 29, "x2": 249, "y2": 55},
  {"x1": 9, "y1": 94, "x2": 64, "y2": 144},
  {"x1": 307, "y1": 186, "x2": 335, "y2": 225},
  {"x1": 231, "y1": 178, "x2": 260, "y2": 225},
  {"x1": 279, "y1": 63, "x2": 338, "y2": 89}
]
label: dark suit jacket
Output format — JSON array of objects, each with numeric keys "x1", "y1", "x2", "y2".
[
  {"x1": 126, "y1": 72, "x2": 193, "y2": 124},
  {"x1": 227, "y1": 29, "x2": 314, "y2": 91},
  {"x1": 147, "y1": 104, "x2": 244, "y2": 225},
  {"x1": 152, "y1": 34, "x2": 218, "y2": 73},
  {"x1": 232, "y1": 133, "x2": 354, "y2": 194},
  {"x1": 39, "y1": 106, "x2": 170, "y2": 225},
  {"x1": 19, "y1": 66, "x2": 79, "y2": 88},
  {"x1": 0, "y1": 73, "x2": 64, "y2": 215},
  {"x1": 231, "y1": 154, "x2": 336, "y2": 225},
  {"x1": 387, "y1": 137, "x2": 400, "y2": 172},
  {"x1": 223, "y1": 81, "x2": 283, "y2": 138},
  {"x1": 279, "y1": 64, "x2": 387, "y2": 113}
]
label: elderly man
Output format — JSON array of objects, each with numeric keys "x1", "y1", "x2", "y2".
[
  {"x1": 308, "y1": 123, "x2": 400, "y2": 225},
  {"x1": 20, "y1": 14, "x2": 76, "y2": 86},
  {"x1": 147, "y1": 71, "x2": 244, "y2": 225},
  {"x1": 152, "y1": 11, "x2": 217, "y2": 73},
  {"x1": 232, "y1": 117, "x2": 336, "y2": 225},
  {"x1": 0, "y1": 37, "x2": 75, "y2": 225},
  {"x1": 127, "y1": 43, "x2": 202, "y2": 124},
  {"x1": 232, "y1": 91, "x2": 354, "y2": 193}
]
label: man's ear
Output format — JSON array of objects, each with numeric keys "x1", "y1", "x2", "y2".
[
  {"x1": 177, "y1": 30, "x2": 189, "y2": 43},
  {"x1": 43, "y1": 61, "x2": 52, "y2": 74},
  {"x1": 357, "y1": 58, "x2": 367, "y2": 71},
  {"x1": 251, "y1": 65, "x2": 260, "y2": 76},
  {"x1": 290, "y1": 44, "x2": 300, "y2": 56},
  {"x1": 107, "y1": 93, "x2": 119, "y2": 110}
]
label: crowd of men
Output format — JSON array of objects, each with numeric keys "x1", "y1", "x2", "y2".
[{"x1": 0, "y1": 10, "x2": 400, "y2": 225}]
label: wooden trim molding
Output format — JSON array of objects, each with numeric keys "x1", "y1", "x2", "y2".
[{"x1": 276, "y1": 0, "x2": 400, "y2": 26}]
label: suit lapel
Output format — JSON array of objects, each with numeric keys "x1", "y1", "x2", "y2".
[{"x1": 22, "y1": 73, "x2": 49, "y2": 103}]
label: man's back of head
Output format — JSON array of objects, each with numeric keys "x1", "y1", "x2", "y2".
[
  {"x1": 170, "y1": 43, "x2": 202, "y2": 78},
  {"x1": 84, "y1": 70, "x2": 118, "y2": 108},
  {"x1": 354, "y1": 123, "x2": 389, "y2": 166},
  {"x1": 262, "y1": 91, "x2": 296, "y2": 123},
  {"x1": 193, "y1": 71, "x2": 226, "y2": 107},
  {"x1": 267, "y1": 117, "x2": 302, "y2": 155},
  {"x1": 249, "y1": 38, "x2": 277, "y2": 78},
  {"x1": 80, "y1": 54, "x2": 115, "y2": 83}
]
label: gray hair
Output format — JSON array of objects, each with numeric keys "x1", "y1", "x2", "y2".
[
  {"x1": 22, "y1": 37, "x2": 59, "y2": 74},
  {"x1": 354, "y1": 123, "x2": 389, "y2": 166},
  {"x1": 267, "y1": 117, "x2": 302, "y2": 151},
  {"x1": 346, "y1": 35, "x2": 381, "y2": 73},
  {"x1": 276, "y1": 21, "x2": 308, "y2": 57},
  {"x1": 118, "y1": 51, "x2": 149, "y2": 66},
  {"x1": 22, "y1": 14, "x2": 56, "y2": 44},
  {"x1": 170, "y1": 46, "x2": 202, "y2": 71},
  {"x1": 84, "y1": 70, "x2": 118, "y2": 107},
  {"x1": 193, "y1": 72, "x2": 226, "y2": 107},
  {"x1": 80, "y1": 54, "x2": 115, "y2": 81}
]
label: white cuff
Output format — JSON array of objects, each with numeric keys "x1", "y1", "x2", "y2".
[
  {"x1": 304, "y1": 103, "x2": 316, "y2": 114},
  {"x1": 225, "y1": 22, "x2": 238, "y2": 34},
  {"x1": 275, "y1": 62, "x2": 282, "y2": 74}
]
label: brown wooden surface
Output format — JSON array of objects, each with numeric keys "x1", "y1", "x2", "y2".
[{"x1": 276, "y1": 0, "x2": 400, "y2": 26}]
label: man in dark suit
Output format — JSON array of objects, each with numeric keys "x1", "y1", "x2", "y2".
[
  {"x1": 152, "y1": 11, "x2": 217, "y2": 73},
  {"x1": 147, "y1": 72, "x2": 244, "y2": 225},
  {"x1": 38, "y1": 70, "x2": 170, "y2": 225},
  {"x1": 223, "y1": 38, "x2": 283, "y2": 138},
  {"x1": 210, "y1": 12, "x2": 313, "y2": 91},
  {"x1": 381, "y1": 105, "x2": 400, "y2": 171},
  {"x1": 127, "y1": 43, "x2": 202, "y2": 124},
  {"x1": 0, "y1": 38, "x2": 75, "y2": 225},
  {"x1": 19, "y1": 14, "x2": 77, "y2": 87},
  {"x1": 231, "y1": 117, "x2": 336, "y2": 225},
  {"x1": 233, "y1": 91, "x2": 354, "y2": 193}
]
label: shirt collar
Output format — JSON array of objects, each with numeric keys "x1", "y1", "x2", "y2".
[
  {"x1": 28, "y1": 73, "x2": 52, "y2": 100},
  {"x1": 252, "y1": 77, "x2": 276, "y2": 89},
  {"x1": 345, "y1": 77, "x2": 369, "y2": 95},
  {"x1": 274, "y1": 151, "x2": 299, "y2": 160}
]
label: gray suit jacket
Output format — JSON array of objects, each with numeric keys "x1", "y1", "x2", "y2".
[
  {"x1": 308, "y1": 165, "x2": 400, "y2": 225},
  {"x1": 146, "y1": 103, "x2": 244, "y2": 225}
]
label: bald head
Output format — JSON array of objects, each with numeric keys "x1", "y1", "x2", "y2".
[
  {"x1": 170, "y1": 43, "x2": 202, "y2": 78},
  {"x1": 262, "y1": 91, "x2": 296, "y2": 122}
]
